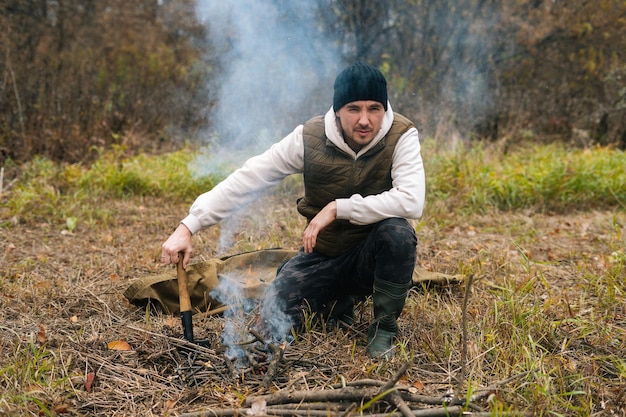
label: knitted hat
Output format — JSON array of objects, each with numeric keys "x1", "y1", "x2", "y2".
[{"x1": 333, "y1": 62, "x2": 388, "y2": 111}]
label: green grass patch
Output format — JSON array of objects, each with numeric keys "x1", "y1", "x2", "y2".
[
  {"x1": 2, "y1": 142, "x2": 625, "y2": 229},
  {"x1": 1, "y1": 146, "x2": 226, "y2": 227},
  {"x1": 424, "y1": 141, "x2": 626, "y2": 212}
]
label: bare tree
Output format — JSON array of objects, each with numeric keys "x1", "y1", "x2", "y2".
[
  {"x1": 0, "y1": 0, "x2": 212, "y2": 163},
  {"x1": 315, "y1": 0, "x2": 626, "y2": 147}
]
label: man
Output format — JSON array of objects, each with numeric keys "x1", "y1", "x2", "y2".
[{"x1": 161, "y1": 62, "x2": 426, "y2": 358}]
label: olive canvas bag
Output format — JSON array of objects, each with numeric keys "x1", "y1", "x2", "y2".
[{"x1": 124, "y1": 248, "x2": 461, "y2": 315}]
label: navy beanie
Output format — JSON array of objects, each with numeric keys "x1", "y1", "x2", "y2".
[{"x1": 333, "y1": 61, "x2": 388, "y2": 111}]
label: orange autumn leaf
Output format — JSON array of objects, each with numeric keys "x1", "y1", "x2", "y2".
[
  {"x1": 84, "y1": 372, "x2": 96, "y2": 392},
  {"x1": 107, "y1": 340, "x2": 132, "y2": 351},
  {"x1": 36, "y1": 324, "x2": 46, "y2": 344}
]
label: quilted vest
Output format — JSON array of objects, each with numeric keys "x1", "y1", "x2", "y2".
[{"x1": 297, "y1": 113, "x2": 415, "y2": 257}]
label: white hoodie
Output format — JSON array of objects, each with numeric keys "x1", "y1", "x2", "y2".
[{"x1": 181, "y1": 103, "x2": 425, "y2": 235}]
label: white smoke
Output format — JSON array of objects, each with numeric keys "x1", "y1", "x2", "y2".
[
  {"x1": 258, "y1": 284, "x2": 292, "y2": 343},
  {"x1": 210, "y1": 274, "x2": 254, "y2": 363},
  {"x1": 194, "y1": 1, "x2": 335, "y2": 351},
  {"x1": 191, "y1": 0, "x2": 340, "y2": 254},
  {"x1": 210, "y1": 273, "x2": 292, "y2": 368},
  {"x1": 193, "y1": 0, "x2": 339, "y2": 175}
]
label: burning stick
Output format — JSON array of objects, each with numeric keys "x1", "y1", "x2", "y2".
[
  {"x1": 244, "y1": 350, "x2": 260, "y2": 370},
  {"x1": 248, "y1": 327, "x2": 266, "y2": 344},
  {"x1": 261, "y1": 340, "x2": 286, "y2": 389},
  {"x1": 224, "y1": 356, "x2": 239, "y2": 380}
]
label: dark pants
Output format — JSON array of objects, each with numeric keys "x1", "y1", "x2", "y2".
[{"x1": 267, "y1": 218, "x2": 417, "y2": 328}]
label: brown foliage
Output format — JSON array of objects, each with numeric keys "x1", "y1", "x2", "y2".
[
  {"x1": 0, "y1": 0, "x2": 212, "y2": 163},
  {"x1": 324, "y1": 0, "x2": 626, "y2": 148},
  {"x1": 497, "y1": 0, "x2": 626, "y2": 146},
  {"x1": 2, "y1": 0, "x2": 626, "y2": 163}
]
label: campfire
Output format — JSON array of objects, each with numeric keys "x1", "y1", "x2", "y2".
[
  {"x1": 171, "y1": 265, "x2": 293, "y2": 389},
  {"x1": 223, "y1": 326, "x2": 288, "y2": 387},
  {"x1": 172, "y1": 311, "x2": 291, "y2": 391}
]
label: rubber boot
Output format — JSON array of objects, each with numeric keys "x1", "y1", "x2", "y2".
[
  {"x1": 329, "y1": 295, "x2": 355, "y2": 328},
  {"x1": 367, "y1": 279, "x2": 409, "y2": 359}
]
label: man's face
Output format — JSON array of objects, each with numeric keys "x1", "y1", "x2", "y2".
[{"x1": 336, "y1": 100, "x2": 385, "y2": 152}]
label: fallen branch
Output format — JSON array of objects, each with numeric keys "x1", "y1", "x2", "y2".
[
  {"x1": 178, "y1": 405, "x2": 533, "y2": 417},
  {"x1": 244, "y1": 385, "x2": 455, "y2": 408},
  {"x1": 389, "y1": 392, "x2": 414, "y2": 417},
  {"x1": 377, "y1": 361, "x2": 413, "y2": 394},
  {"x1": 452, "y1": 272, "x2": 474, "y2": 405},
  {"x1": 205, "y1": 305, "x2": 229, "y2": 316},
  {"x1": 376, "y1": 362, "x2": 415, "y2": 417},
  {"x1": 330, "y1": 378, "x2": 387, "y2": 388},
  {"x1": 246, "y1": 384, "x2": 457, "y2": 408},
  {"x1": 468, "y1": 370, "x2": 535, "y2": 402},
  {"x1": 261, "y1": 341, "x2": 286, "y2": 389},
  {"x1": 246, "y1": 386, "x2": 381, "y2": 406},
  {"x1": 124, "y1": 323, "x2": 216, "y2": 355}
]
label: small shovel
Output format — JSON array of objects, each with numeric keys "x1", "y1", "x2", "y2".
[{"x1": 176, "y1": 253, "x2": 210, "y2": 347}]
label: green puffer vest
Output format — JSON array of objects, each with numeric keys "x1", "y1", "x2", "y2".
[{"x1": 297, "y1": 112, "x2": 415, "y2": 257}]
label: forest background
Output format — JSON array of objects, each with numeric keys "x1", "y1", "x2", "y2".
[{"x1": 1, "y1": 0, "x2": 626, "y2": 166}]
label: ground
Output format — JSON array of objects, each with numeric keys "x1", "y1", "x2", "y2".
[{"x1": 1, "y1": 193, "x2": 625, "y2": 416}]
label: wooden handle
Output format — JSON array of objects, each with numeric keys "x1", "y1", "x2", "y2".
[{"x1": 176, "y1": 253, "x2": 192, "y2": 312}]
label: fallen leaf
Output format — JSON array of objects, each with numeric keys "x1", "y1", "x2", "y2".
[
  {"x1": 107, "y1": 340, "x2": 132, "y2": 351},
  {"x1": 54, "y1": 403, "x2": 70, "y2": 414},
  {"x1": 34, "y1": 280, "x2": 52, "y2": 290},
  {"x1": 164, "y1": 399, "x2": 177, "y2": 411},
  {"x1": 36, "y1": 324, "x2": 46, "y2": 344},
  {"x1": 85, "y1": 372, "x2": 96, "y2": 392},
  {"x1": 247, "y1": 399, "x2": 266, "y2": 416},
  {"x1": 25, "y1": 384, "x2": 43, "y2": 393},
  {"x1": 412, "y1": 379, "x2": 425, "y2": 391}
]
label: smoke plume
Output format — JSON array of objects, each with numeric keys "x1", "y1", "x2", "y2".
[
  {"x1": 210, "y1": 273, "x2": 292, "y2": 368},
  {"x1": 194, "y1": 0, "x2": 339, "y2": 171},
  {"x1": 191, "y1": 1, "x2": 340, "y2": 253}
]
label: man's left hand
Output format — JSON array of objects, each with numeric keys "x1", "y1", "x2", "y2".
[{"x1": 302, "y1": 201, "x2": 337, "y2": 253}]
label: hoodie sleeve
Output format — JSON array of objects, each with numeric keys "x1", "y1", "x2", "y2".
[
  {"x1": 335, "y1": 127, "x2": 425, "y2": 225},
  {"x1": 181, "y1": 126, "x2": 305, "y2": 234}
]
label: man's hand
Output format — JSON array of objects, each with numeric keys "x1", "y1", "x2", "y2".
[
  {"x1": 161, "y1": 223, "x2": 193, "y2": 268},
  {"x1": 302, "y1": 201, "x2": 337, "y2": 253}
]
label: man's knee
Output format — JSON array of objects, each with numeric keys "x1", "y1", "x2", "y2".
[
  {"x1": 371, "y1": 219, "x2": 417, "y2": 285},
  {"x1": 375, "y1": 218, "x2": 417, "y2": 254}
]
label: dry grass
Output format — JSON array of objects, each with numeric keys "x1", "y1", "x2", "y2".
[{"x1": 1, "y1": 182, "x2": 625, "y2": 416}]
